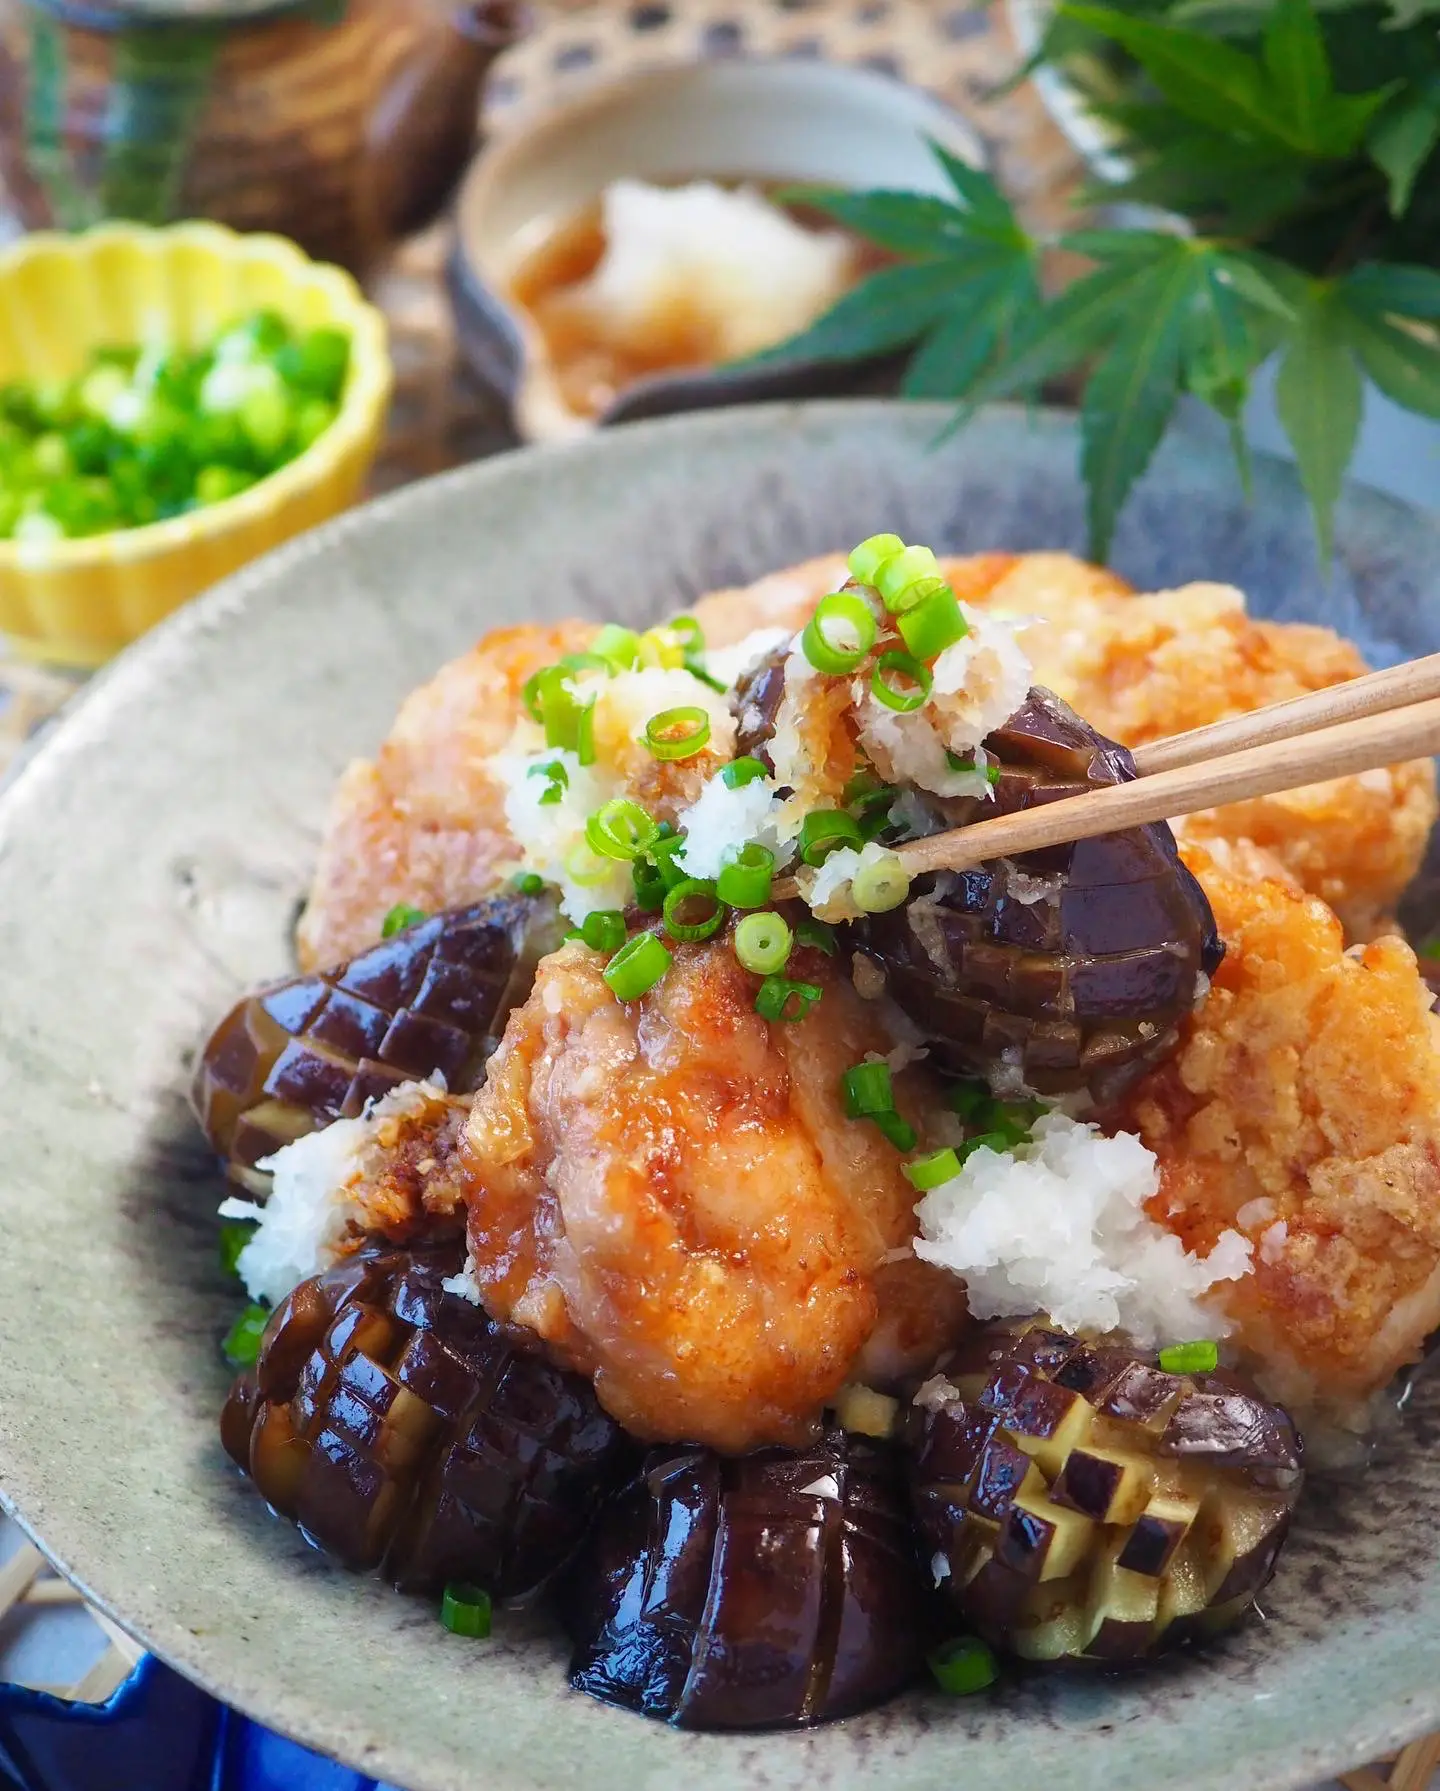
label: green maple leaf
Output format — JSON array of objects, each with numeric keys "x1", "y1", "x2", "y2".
[{"x1": 1272, "y1": 282, "x2": 1363, "y2": 563}]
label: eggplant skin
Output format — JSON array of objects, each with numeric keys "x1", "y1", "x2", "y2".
[
  {"x1": 906, "y1": 1322, "x2": 1303, "y2": 1666},
  {"x1": 193, "y1": 892, "x2": 562, "y2": 1188},
  {"x1": 560, "y1": 1428, "x2": 930, "y2": 1728},
  {"x1": 220, "y1": 1246, "x2": 628, "y2": 1599},
  {"x1": 861, "y1": 688, "x2": 1223, "y2": 1104}
]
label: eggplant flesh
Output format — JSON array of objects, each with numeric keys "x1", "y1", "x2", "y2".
[
  {"x1": 560, "y1": 1427, "x2": 929, "y2": 1728},
  {"x1": 221, "y1": 1246, "x2": 627, "y2": 1598},
  {"x1": 906, "y1": 1321, "x2": 1303, "y2": 1665},
  {"x1": 861, "y1": 688, "x2": 1223, "y2": 1104},
  {"x1": 193, "y1": 892, "x2": 562, "y2": 1188}
]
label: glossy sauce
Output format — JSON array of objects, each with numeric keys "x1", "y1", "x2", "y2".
[{"x1": 507, "y1": 188, "x2": 890, "y2": 420}]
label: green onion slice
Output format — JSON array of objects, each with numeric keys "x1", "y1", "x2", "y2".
[
  {"x1": 987, "y1": 763, "x2": 1002, "y2": 787},
  {"x1": 381, "y1": 902, "x2": 427, "y2": 938},
  {"x1": 1158, "y1": 1340, "x2": 1220, "y2": 1376},
  {"x1": 663, "y1": 878, "x2": 727, "y2": 942},
  {"x1": 632, "y1": 858, "x2": 667, "y2": 912},
  {"x1": 592, "y1": 623, "x2": 642, "y2": 669},
  {"x1": 219, "y1": 1221, "x2": 255, "y2": 1280},
  {"x1": 904, "y1": 1148, "x2": 962, "y2": 1191},
  {"x1": 685, "y1": 656, "x2": 727, "y2": 694},
  {"x1": 510, "y1": 871, "x2": 546, "y2": 896},
  {"x1": 722, "y1": 755, "x2": 768, "y2": 789},
  {"x1": 948, "y1": 1080, "x2": 994, "y2": 1124},
  {"x1": 928, "y1": 1637, "x2": 998, "y2": 1696},
  {"x1": 586, "y1": 797, "x2": 660, "y2": 862},
  {"x1": 644, "y1": 706, "x2": 712, "y2": 761},
  {"x1": 440, "y1": 1583, "x2": 493, "y2": 1640},
  {"x1": 898, "y1": 584, "x2": 968, "y2": 660},
  {"x1": 852, "y1": 848, "x2": 910, "y2": 914},
  {"x1": 799, "y1": 809, "x2": 863, "y2": 867},
  {"x1": 649, "y1": 831, "x2": 690, "y2": 891},
  {"x1": 667, "y1": 614, "x2": 705, "y2": 653},
  {"x1": 960, "y1": 1130, "x2": 1012, "y2": 1161},
  {"x1": 715, "y1": 841, "x2": 775, "y2": 909},
  {"x1": 801, "y1": 591, "x2": 877, "y2": 675},
  {"x1": 581, "y1": 909, "x2": 627, "y2": 954},
  {"x1": 565, "y1": 841, "x2": 612, "y2": 888},
  {"x1": 604, "y1": 930, "x2": 672, "y2": 1001},
  {"x1": 754, "y1": 975, "x2": 822, "y2": 1023},
  {"x1": 847, "y1": 532, "x2": 905, "y2": 584},
  {"x1": 222, "y1": 1302, "x2": 269, "y2": 1368},
  {"x1": 871, "y1": 651, "x2": 933, "y2": 713},
  {"x1": 842, "y1": 1060, "x2": 894, "y2": 1119},
  {"x1": 734, "y1": 910, "x2": 793, "y2": 975},
  {"x1": 874, "y1": 544, "x2": 942, "y2": 612},
  {"x1": 872, "y1": 1110, "x2": 918, "y2": 1152},
  {"x1": 795, "y1": 916, "x2": 837, "y2": 956}
]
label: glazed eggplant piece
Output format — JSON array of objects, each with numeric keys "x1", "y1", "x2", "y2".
[
  {"x1": 907, "y1": 1321, "x2": 1303, "y2": 1665},
  {"x1": 861, "y1": 688, "x2": 1223, "y2": 1103},
  {"x1": 561, "y1": 1428, "x2": 929, "y2": 1728},
  {"x1": 194, "y1": 892, "x2": 562, "y2": 1189},
  {"x1": 222, "y1": 1245, "x2": 628, "y2": 1598}
]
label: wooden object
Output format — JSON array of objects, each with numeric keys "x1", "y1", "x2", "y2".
[{"x1": 0, "y1": 0, "x2": 525, "y2": 275}]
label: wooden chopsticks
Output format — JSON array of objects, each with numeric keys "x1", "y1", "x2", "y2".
[
  {"x1": 774, "y1": 655, "x2": 1440, "y2": 894},
  {"x1": 1130, "y1": 651, "x2": 1440, "y2": 775}
]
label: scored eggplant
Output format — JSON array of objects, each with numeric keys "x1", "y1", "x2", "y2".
[
  {"x1": 222, "y1": 1245, "x2": 628, "y2": 1598},
  {"x1": 860, "y1": 688, "x2": 1223, "y2": 1104},
  {"x1": 906, "y1": 1321, "x2": 1303, "y2": 1665},
  {"x1": 560, "y1": 1428, "x2": 929, "y2": 1728},
  {"x1": 194, "y1": 892, "x2": 562, "y2": 1190}
]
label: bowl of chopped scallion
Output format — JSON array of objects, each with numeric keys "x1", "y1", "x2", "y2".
[{"x1": 0, "y1": 220, "x2": 391, "y2": 666}]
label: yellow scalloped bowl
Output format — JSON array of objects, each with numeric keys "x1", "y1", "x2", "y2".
[{"x1": 0, "y1": 222, "x2": 392, "y2": 666}]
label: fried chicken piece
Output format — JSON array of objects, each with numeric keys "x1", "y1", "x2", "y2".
[
  {"x1": 971, "y1": 577, "x2": 1436, "y2": 939},
  {"x1": 297, "y1": 621, "x2": 595, "y2": 970},
  {"x1": 1116, "y1": 842, "x2": 1440, "y2": 1432},
  {"x1": 459, "y1": 938, "x2": 968, "y2": 1453}
]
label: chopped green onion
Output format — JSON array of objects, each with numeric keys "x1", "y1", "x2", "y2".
[
  {"x1": 222, "y1": 1302, "x2": 269, "y2": 1368},
  {"x1": 722, "y1": 755, "x2": 768, "y2": 789},
  {"x1": 1158, "y1": 1340, "x2": 1219, "y2": 1376},
  {"x1": 871, "y1": 652, "x2": 933, "y2": 713},
  {"x1": 685, "y1": 656, "x2": 727, "y2": 694},
  {"x1": 795, "y1": 916, "x2": 837, "y2": 956},
  {"x1": 528, "y1": 758, "x2": 569, "y2": 806},
  {"x1": 987, "y1": 763, "x2": 1002, "y2": 787},
  {"x1": 852, "y1": 848, "x2": 910, "y2": 914},
  {"x1": 801, "y1": 591, "x2": 877, "y2": 675},
  {"x1": 928, "y1": 1636, "x2": 998, "y2": 1696},
  {"x1": 521, "y1": 663, "x2": 557, "y2": 723},
  {"x1": 960, "y1": 1130, "x2": 1012, "y2": 1161},
  {"x1": 510, "y1": 871, "x2": 546, "y2": 896},
  {"x1": 898, "y1": 584, "x2": 968, "y2": 660},
  {"x1": 644, "y1": 706, "x2": 712, "y2": 761},
  {"x1": 874, "y1": 544, "x2": 942, "y2": 612},
  {"x1": 604, "y1": 931, "x2": 672, "y2": 1002},
  {"x1": 440, "y1": 1583, "x2": 493, "y2": 1640},
  {"x1": 735, "y1": 910, "x2": 793, "y2": 975},
  {"x1": 858, "y1": 801, "x2": 897, "y2": 843},
  {"x1": 581, "y1": 909, "x2": 627, "y2": 954},
  {"x1": 754, "y1": 975, "x2": 822, "y2": 1023},
  {"x1": 563, "y1": 928, "x2": 585, "y2": 943},
  {"x1": 565, "y1": 842, "x2": 612, "y2": 888},
  {"x1": 638, "y1": 626, "x2": 684, "y2": 669},
  {"x1": 592, "y1": 623, "x2": 642, "y2": 669},
  {"x1": 842, "y1": 769, "x2": 891, "y2": 809},
  {"x1": 559, "y1": 651, "x2": 609, "y2": 678},
  {"x1": 948, "y1": 1080, "x2": 994, "y2": 1124},
  {"x1": 381, "y1": 902, "x2": 426, "y2": 938},
  {"x1": 219, "y1": 1220, "x2": 255, "y2": 1280},
  {"x1": 586, "y1": 797, "x2": 660, "y2": 862},
  {"x1": 847, "y1": 532, "x2": 905, "y2": 584},
  {"x1": 872, "y1": 1110, "x2": 918, "y2": 1152},
  {"x1": 842, "y1": 1060, "x2": 894, "y2": 1118},
  {"x1": 667, "y1": 614, "x2": 705, "y2": 653},
  {"x1": 649, "y1": 832, "x2": 690, "y2": 891},
  {"x1": 799, "y1": 809, "x2": 863, "y2": 867},
  {"x1": 575, "y1": 702, "x2": 596, "y2": 767},
  {"x1": 715, "y1": 841, "x2": 775, "y2": 909},
  {"x1": 542, "y1": 686, "x2": 586, "y2": 753},
  {"x1": 632, "y1": 858, "x2": 667, "y2": 912},
  {"x1": 904, "y1": 1148, "x2": 962, "y2": 1191},
  {"x1": 663, "y1": 878, "x2": 727, "y2": 942}
]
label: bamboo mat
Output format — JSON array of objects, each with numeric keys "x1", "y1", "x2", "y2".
[{"x1": 0, "y1": 4, "x2": 1436, "y2": 1786}]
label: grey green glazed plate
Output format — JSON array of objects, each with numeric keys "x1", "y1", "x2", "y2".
[{"x1": 1, "y1": 402, "x2": 1439, "y2": 1791}]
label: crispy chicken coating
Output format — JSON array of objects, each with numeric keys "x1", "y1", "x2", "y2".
[
  {"x1": 1117, "y1": 842, "x2": 1440, "y2": 1430},
  {"x1": 297, "y1": 622, "x2": 595, "y2": 970},
  {"x1": 459, "y1": 938, "x2": 968, "y2": 1453}
]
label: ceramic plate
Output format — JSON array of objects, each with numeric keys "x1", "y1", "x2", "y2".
[{"x1": 2, "y1": 402, "x2": 1439, "y2": 1791}]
